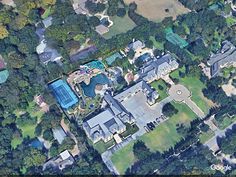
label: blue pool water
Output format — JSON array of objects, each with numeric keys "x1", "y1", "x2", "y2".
[
  {"x1": 30, "y1": 139, "x2": 43, "y2": 149},
  {"x1": 81, "y1": 74, "x2": 109, "y2": 98}
]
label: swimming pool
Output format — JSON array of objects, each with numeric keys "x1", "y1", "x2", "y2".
[
  {"x1": 30, "y1": 139, "x2": 43, "y2": 149},
  {"x1": 80, "y1": 74, "x2": 109, "y2": 98}
]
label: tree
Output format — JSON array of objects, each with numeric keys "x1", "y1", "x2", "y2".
[
  {"x1": 107, "y1": 0, "x2": 119, "y2": 16},
  {"x1": 88, "y1": 16, "x2": 100, "y2": 27},
  {"x1": 153, "y1": 49, "x2": 163, "y2": 57},
  {"x1": 35, "y1": 124, "x2": 42, "y2": 137},
  {"x1": 24, "y1": 148, "x2": 46, "y2": 169},
  {"x1": 0, "y1": 25, "x2": 8, "y2": 39},
  {"x1": 145, "y1": 39, "x2": 153, "y2": 49},
  {"x1": 85, "y1": 1, "x2": 106, "y2": 14},
  {"x1": 16, "y1": 112, "x2": 37, "y2": 127},
  {"x1": 133, "y1": 141, "x2": 152, "y2": 160},
  {"x1": 162, "y1": 103, "x2": 178, "y2": 117},
  {"x1": 49, "y1": 140, "x2": 59, "y2": 157},
  {"x1": 200, "y1": 123, "x2": 210, "y2": 133},
  {"x1": 117, "y1": 8, "x2": 126, "y2": 17},
  {"x1": 43, "y1": 129, "x2": 54, "y2": 141},
  {"x1": 59, "y1": 137, "x2": 76, "y2": 152},
  {"x1": 127, "y1": 49, "x2": 135, "y2": 59}
]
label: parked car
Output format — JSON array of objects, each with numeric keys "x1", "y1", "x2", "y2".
[
  {"x1": 150, "y1": 122, "x2": 155, "y2": 129},
  {"x1": 156, "y1": 118, "x2": 161, "y2": 123},
  {"x1": 144, "y1": 126, "x2": 150, "y2": 132},
  {"x1": 147, "y1": 123, "x2": 154, "y2": 131}
]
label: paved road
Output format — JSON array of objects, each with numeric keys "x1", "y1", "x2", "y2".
[{"x1": 204, "y1": 121, "x2": 236, "y2": 152}]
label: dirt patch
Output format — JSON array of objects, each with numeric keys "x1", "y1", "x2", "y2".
[
  {"x1": 222, "y1": 78, "x2": 236, "y2": 97},
  {"x1": 124, "y1": 0, "x2": 190, "y2": 22}
]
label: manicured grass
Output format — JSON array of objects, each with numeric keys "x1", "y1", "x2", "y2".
[
  {"x1": 150, "y1": 36, "x2": 164, "y2": 50},
  {"x1": 41, "y1": 7, "x2": 53, "y2": 19},
  {"x1": 111, "y1": 102, "x2": 197, "y2": 174},
  {"x1": 92, "y1": 139, "x2": 115, "y2": 154},
  {"x1": 170, "y1": 67, "x2": 213, "y2": 114},
  {"x1": 226, "y1": 17, "x2": 236, "y2": 26},
  {"x1": 199, "y1": 130, "x2": 215, "y2": 144},
  {"x1": 139, "y1": 102, "x2": 197, "y2": 151},
  {"x1": 19, "y1": 124, "x2": 37, "y2": 138},
  {"x1": 103, "y1": 14, "x2": 136, "y2": 39},
  {"x1": 214, "y1": 115, "x2": 236, "y2": 130},
  {"x1": 111, "y1": 141, "x2": 135, "y2": 174},
  {"x1": 14, "y1": 101, "x2": 44, "y2": 139},
  {"x1": 11, "y1": 137, "x2": 23, "y2": 149},
  {"x1": 151, "y1": 79, "x2": 169, "y2": 101}
]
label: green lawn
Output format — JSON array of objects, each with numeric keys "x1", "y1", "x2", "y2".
[
  {"x1": 111, "y1": 102, "x2": 197, "y2": 174},
  {"x1": 199, "y1": 130, "x2": 215, "y2": 144},
  {"x1": 41, "y1": 6, "x2": 53, "y2": 19},
  {"x1": 14, "y1": 101, "x2": 44, "y2": 140},
  {"x1": 11, "y1": 137, "x2": 23, "y2": 149},
  {"x1": 222, "y1": 66, "x2": 235, "y2": 78},
  {"x1": 91, "y1": 139, "x2": 115, "y2": 154},
  {"x1": 151, "y1": 79, "x2": 169, "y2": 101},
  {"x1": 111, "y1": 141, "x2": 135, "y2": 174},
  {"x1": 214, "y1": 115, "x2": 236, "y2": 130},
  {"x1": 226, "y1": 17, "x2": 236, "y2": 26},
  {"x1": 170, "y1": 68, "x2": 213, "y2": 114},
  {"x1": 150, "y1": 36, "x2": 164, "y2": 50},
  {"x1": 103, "y1": 14, "x2": 136, "y2": 39}
]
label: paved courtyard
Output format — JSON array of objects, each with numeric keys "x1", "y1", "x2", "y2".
[{"x1": 121, "y1": 91, "x2": 173, "y2": 131}]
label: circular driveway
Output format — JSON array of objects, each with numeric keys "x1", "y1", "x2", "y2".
[{"x1": 168, "y1": 84, "x2": 191, "y2": 102}]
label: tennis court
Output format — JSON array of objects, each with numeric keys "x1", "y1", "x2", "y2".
[
  {"x1": 84, "y1": 60, "x2": 105, "y2": 70},
  {"x1": 105, "y1": 52, "x2": 122, "y2": 66},
  {"x1": 49, "y1": 79, "x2": 79, "y2": 109},
  {"x1": 165, "y1": 28, "x2": 188, "y2": 49}
]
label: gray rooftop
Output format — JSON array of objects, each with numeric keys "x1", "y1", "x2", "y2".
[
  {"x1": 128, "y1": 40, "x2": 145, "y2": 51},
  {"x1": 53, "y1": 126, "x2": 67, "y2": 144},
  {"x1": 208, "y1": 40, "x2": 236, "y2": 77},
  {"x1": 138, "y1": 54, "x2": 178, "y2": 81}
]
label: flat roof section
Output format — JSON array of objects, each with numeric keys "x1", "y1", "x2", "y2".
[{"x1": 49, "y1": 79, "x2": 79, "y2": 109}]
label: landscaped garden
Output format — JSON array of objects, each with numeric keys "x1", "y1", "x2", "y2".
[
  {"x1": 151, "y1": 79, "x2": 169, "y2": 101},
  {"x1": 111, "y1": 101, "x2": 197, "y2": 174},
  {"x1": 170, "y1": 67, "x2": 214, "y2": 114}
]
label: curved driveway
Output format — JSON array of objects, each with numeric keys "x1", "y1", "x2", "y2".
[{"x1": 169, "y1": 84, "x2": 205, "y2": 119}]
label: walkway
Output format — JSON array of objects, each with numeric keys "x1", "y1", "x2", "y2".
[{"x1": 168, "y1": 84, "x2": 205, "y2": 119}]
